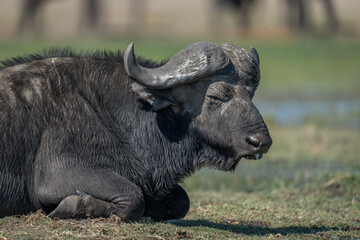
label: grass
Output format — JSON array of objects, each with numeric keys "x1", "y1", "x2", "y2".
[
  {"x1": 0, "y1": 37, "x2": 360, "y2": 100},
  {"x1": 0, "y1": 124, "x2": 359, "y2": 239},
  {"x1": 0, "y1": 189, "x2": 359, "y2": 239}
]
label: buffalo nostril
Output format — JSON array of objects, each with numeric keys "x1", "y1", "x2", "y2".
[
  {"x1": 246, "y1": 135, "x2": 261, "y2": 149},
  {"x1": 246, "y1": 133, "x2": 272, "y2": 153}
]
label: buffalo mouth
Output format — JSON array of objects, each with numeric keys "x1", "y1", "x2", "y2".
[
  {"x1": 215, "y1": 145, "x2": 266, "y2": 162},
  {"x1": 198, "y1": 145, "x2": 265, "y2": 172},
  {"x1": 244, "y1": 153, "x2": 263, "y2": 160},
  {"x1": 221, "y1": 152, "x2": 265, "y2": 171},
  {"x1": 221, "y1": 153, "x2": 263, "y2": 171},
  {"x1": 219, "y1": 151, "x2": 265, "y2": 171}
]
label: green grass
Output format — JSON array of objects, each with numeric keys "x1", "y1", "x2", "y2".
[
  {"x1": 256, "y1": 39, "x2": 360, "y2": 100},
  {"x1": 0, "y1": 189, "x2": 358, "y2": 239},
  {"x1": 0, "y1": 124, "x2": 359, "y2": 239},
  {"x1": 0, "y1": 189, "x2": 359, "y2": 239},
  {"x1": 1, "y1": 37, "x2": 360, "y2": 100}
]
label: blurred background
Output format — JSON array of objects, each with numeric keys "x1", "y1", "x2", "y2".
[{"x1": 0, "y1": 0, "x2": 359, "y2": 195}]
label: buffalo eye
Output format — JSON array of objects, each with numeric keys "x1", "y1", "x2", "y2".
[
  {"x1": 206, "y1": 82, "x2": 234, "y2": 106},
  {"x1": 207, "y1": 95, "x2": 230, "y2": 104}
]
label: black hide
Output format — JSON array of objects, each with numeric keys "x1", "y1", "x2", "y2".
[{"x1": 0, "y1": 44, "x2": 271, "y2": 220}]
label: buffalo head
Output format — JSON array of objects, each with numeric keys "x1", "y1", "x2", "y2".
[{"x1": 124, "y1": 41, "x2": 272, "y2": 171}]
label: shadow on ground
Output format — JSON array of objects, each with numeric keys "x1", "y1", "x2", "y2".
[{"x1": 169, "y1": 219, "x2": 342, "y2": 236}]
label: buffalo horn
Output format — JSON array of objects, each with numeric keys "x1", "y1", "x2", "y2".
[
  {"x1": 124, "y1": 41, "x2": 231, "y2": 89},
  {"x1": 250, "y1": 47, "x2": 259, "y2": 66},
  {"x1": 221, "y1": 43, "x2": 261, "y2": 90}
]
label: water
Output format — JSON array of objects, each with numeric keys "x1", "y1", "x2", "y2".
[{"x1": 254, "y1": 99, "x2": 360, "y2": 127}]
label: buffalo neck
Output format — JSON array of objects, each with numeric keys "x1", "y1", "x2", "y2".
[{"x1": 85, "y1": 59, "x2": 199, "y2": 194}]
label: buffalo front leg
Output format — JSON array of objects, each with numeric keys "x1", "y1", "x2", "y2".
[
  {"x1": 35, "y1": 168, "x2": 145, "y2": 221},
  {"x1": 144, "y1": 185, "x2": 190, "y2": 221},
  {"x1": 48, "y1": 191, "x2": 114, "y2": 219},
  {"x1": 48, "y1": 190, "x2": 144, "y2": 221}
]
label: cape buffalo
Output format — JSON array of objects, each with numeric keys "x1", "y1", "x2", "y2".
[{"x1": 0, "y1": 41, "x2": 272, "y2": 221}]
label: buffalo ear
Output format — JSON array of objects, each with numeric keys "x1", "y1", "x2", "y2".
[
  {"x1": 151, "y1": 98, "x2": 171, "y2": 111},
  {"x1": 131, "y1": 83, "x2": 171, "y2": 112}
]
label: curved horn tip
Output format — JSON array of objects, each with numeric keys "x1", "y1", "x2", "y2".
[
  {"x1": 124, "y1": 42, "x2": 136, "y2": 76},
  {"x1": 126, "y1": 42, "x2": 134, "y2": 50},
  {"x1": 250, "y1": 46, "x2": 260, "y2": 65}
]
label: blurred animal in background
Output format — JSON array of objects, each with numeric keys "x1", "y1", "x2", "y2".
[
  {"x1": 17, "y1": 0, "x2": 101, "y2": 35},
  {"x1": 16, "y1": 0, "x2": 47, "y2": 35},
  {"x1": 285, "y1": 0, "x2": 339, "y2": 33},
  {"x1": 16, "y1": 0, "x2": 340, "y2": 36},
  {"x1": 79, "y1": 0, "x2": 101, "y2": 32},
  {"x1": 0, "y1": 41, "x2": 271, "y2": 221},
  {"x1": 210, "y1": 0, "x2": 339, "y2": 34},
  {"x1": 210, "y1": 0, "x2": 258, "y2": 31},
  {"x1": 16, "y1": 0, "x2": 147, "y2": 36}
]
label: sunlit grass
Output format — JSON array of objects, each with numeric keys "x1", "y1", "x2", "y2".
[{"x1": 1, "y1": 188, "x2": 359, "y2": 239}]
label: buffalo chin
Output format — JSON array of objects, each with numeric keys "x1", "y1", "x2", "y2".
[
  {"x1": 196, "y1": 145, "x2": 241, "y2": 172},
  {"x1": 219, "y1": 156, "x2": 241, "y2": 172}
]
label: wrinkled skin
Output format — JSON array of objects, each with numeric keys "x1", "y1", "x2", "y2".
[
  {"x1": 193, "y1": 78, "x2": 269, "y2": 171},
  {"x1": 0, "y1": 42, "x2": 271, "y2": 221}
]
